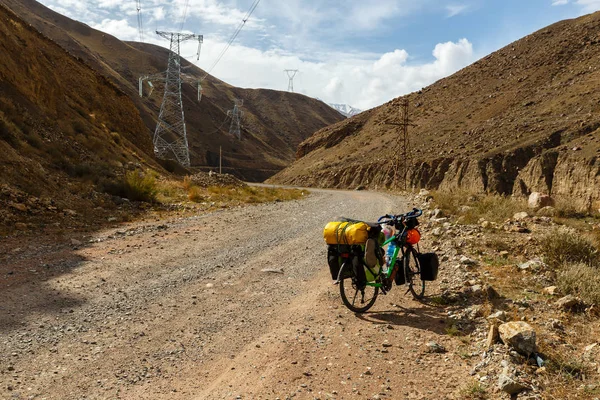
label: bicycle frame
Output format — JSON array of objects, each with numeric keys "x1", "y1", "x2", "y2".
[{"x1": 364, "y1": 233, "x2": 410, "y2": 289}]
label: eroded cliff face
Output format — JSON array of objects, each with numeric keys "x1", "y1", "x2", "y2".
[{"x1": 274, "y1": 128, "x2": 600, "y2": 211}]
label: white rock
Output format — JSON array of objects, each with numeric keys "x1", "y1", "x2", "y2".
[
  {"x1": 555, "y1": 294, "x2": 580, "y2": 309},
  {"x1": 528, "y1": 192, "x2": 555, "y2": 211},
  {"x1": 542, "y1": 286, "x2": 558, "y2": 296},
  {"x1": 518, "y1": 259, "x2": 544, "y2": 271},
  {"x1": 513, "y1": 211, "x2": 529, "y2": 221},
  {"x1": 498, "y1": 321, "x2": 537, "y2": 355},
  {"x1": 487, "y1": 311, "x2": 508, "y2": 322},
  {"x1": 460, "y1": 256, "x2": 477, "y2": 266}
]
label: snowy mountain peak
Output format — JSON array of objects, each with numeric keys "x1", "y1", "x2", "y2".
[{"x1": 328, "y1": 103, "x2": 362, "y2": 118}]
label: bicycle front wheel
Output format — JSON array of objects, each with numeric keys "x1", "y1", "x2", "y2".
[
  {"x1": 404, "y1": 247, "x2": 425, "y2": 299},
  {"x1": 339, "y1": 278, "x2": 379, "y2": 313}
]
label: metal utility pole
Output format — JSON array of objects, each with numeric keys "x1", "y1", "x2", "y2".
[
  {"x1": 284, "y1": 69, "x2": 298, "y2": 92},
  {"x1": 227, "y1": 99, "x2": 243, "y2": 140},
  {"x1": 386, "y1": 98, "x2": 412, "y2": 190},
  {"x1": 151, "y1": 31, "x2": 203, "y2": 167}
]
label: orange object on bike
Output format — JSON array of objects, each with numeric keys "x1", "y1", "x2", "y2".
[{"x1": 405, "y1": 229, "x2": 421, "y2": 245}]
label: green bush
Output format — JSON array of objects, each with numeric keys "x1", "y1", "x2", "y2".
[
  {"x1": 558, "y1": 263, "x2": 600, "y2": 305},
  {"x1": 102, "y1": 171, "x2": 158, "y2": 203},
  {"x1": 540, "y1": 228, "x2": 598, "y2": 268},
  {"x1": 124, "y1": 171, "x2": 158, "y2": 202}
]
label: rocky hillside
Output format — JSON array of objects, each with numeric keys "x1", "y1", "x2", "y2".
[
  {"x1": 0, "y1": 2, "x2": 159, "y2": 231},
  {"x1": 272, "y1": 11, "x2": 600, "y2": 210},
  {"x1": 2, "y1": 0, "x2": 344, "y2": 181}
]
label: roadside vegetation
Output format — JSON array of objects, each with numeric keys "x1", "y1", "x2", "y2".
[{"x1": 424, "y1": 189, "x2": 600, "y2": 398}]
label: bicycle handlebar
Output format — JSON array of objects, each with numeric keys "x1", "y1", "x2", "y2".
[{"x1": 377, "y1": 208, "x2": 423, "y2": 225}]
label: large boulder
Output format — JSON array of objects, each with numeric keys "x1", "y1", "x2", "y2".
[
  {"x1": 498, "y1": 321, "x2": 537, "y2": 355},
  {"x1": 528, "y1": 192, "x2": 555, "y2": 211}
]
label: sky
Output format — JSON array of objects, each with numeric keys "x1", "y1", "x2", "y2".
[{"x1": 38, "y1": 0, "x2": 600, "y2": 110}]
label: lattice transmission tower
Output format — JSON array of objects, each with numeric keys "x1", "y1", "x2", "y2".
[
  {"x1": 284, "y1": 69, "x2": 298, "y2": 92},
  {"x1": 386, "y1": 98, "x2": 412, "y2": 190},
  {"x1": 150, "y1": 31, "x2": 203, "y2": 167},
  {"x1": 227, "y1": 99, "x2": 244, "y2": 140}
]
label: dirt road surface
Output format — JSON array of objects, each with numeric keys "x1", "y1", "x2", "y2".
[{"x1": 1, "y1": 190, "x2": 471, "y2": 399}]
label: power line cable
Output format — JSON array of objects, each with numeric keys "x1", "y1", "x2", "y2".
[
  {"x1": 179, "y1": 0, "x2": 191, "y2": 32},
  {"x1": 136, "y1": 0, "x2": 144, "y2": 42},
  {"x1": 201, "y1": 0, "x2": 261, "y2": 80}
]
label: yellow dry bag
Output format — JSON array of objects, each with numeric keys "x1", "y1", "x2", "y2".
[{"x1": 323, "y1": 221, "x2": 370, "y2": 245}]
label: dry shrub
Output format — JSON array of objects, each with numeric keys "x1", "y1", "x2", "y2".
[
  {"x1": 188, "y1": 186, "x2": 205, "y2": 203},
  {"x1": 540, "y1": 228, "x2": 598, "y2": 268},
  {"x1": 558, "y1": 263, "x2": 600, "y2": 305},
  {"x1": 182, "y1": 176, "x2": 194, "y2": 191},
  {"x1": 431, "y1": 190, "x2": 527, "y2": 224}
]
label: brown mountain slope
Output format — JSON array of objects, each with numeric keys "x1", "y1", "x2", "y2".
[
  {"x1": 271, "y1": 12, "x2": 600, "y2": 209},
  {"x1": 2, "y1": 0, "x2": 344, "y2": 181},
  {"x1": 0, "y1": 2, "x2": 159, "y2": 229}
]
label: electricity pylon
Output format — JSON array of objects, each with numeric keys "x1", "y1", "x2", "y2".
[
  {"x1": 227, "y1": 99, "x2": 243, "y2": 140},
  {"x1": 284, "y1": 69, "x2": 298, "y2": 92},
  {"x1": 151, "y1": 31, "x2": 203, "y2": 167},
  {"x1": 385, "y1": 99, "x2": 412, "y2": 190}
]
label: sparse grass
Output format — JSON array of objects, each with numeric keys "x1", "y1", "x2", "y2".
[
  {"x1": 545, "y1": 352, "x2": 587, "y2": 379},
  {"x1": 558, "y1": 263, "x2": 600, "y2": 305},
  {"x1": 205, "y1": 185, "x2": 306, "y2": 204},
  {"x1": 458, "y1": 380, "x2": 488, "y2": 399},
  {"x1": 539, "y1": 228, "x2": 598, "y2": 268},
  {"x1": 445, "y1": 323, "x2": 463, "y2": 337},
  {"x1": 430, "y1": 190, "x2": 527, "y2": 224}
]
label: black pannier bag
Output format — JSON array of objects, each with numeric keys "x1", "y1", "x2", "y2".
[
  {"x1": 327, "y1": 244, "x2": 352, "y2": 280},
  {"x1": 394, "y1": 257, "x2": 406, "y2": 285},
  {"x1": 418, "y1": 252, "x2": 439, "y2": 281}
]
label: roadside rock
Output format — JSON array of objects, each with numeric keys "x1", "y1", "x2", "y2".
[
  {"x1": 498, "y1": 371, "x2": 529, "y2": 395},
  {"x1": 424, "y1": 341, "x2": 446, "y2": 353},
  {"x1": 486, "y1": 324, "x2": 499, "y2": 348},
  {"x1": 513, "y1": 212, "x2": 529, "y2": 221},
  {"x1": 528, "y1": 192, "x2": 555, "y2": 211},
  {"x1": 518, "y1": 259, "x2": 544, "y2": 271},
  {"x1": 459, "y1": 256, "x2": 477, "y2": 266},
  {"x1": 487, "y1": 311, "x2": 508, "y2": 323},
  {"x1": 555, "y1": 295, "x2": 580, "y2": 310},
  {"x1": 498, "y1": 321, "x2": 537, "y2": 355},
  {"x1": 542, "y1": 286, "x2": 558, "y2": 296}
]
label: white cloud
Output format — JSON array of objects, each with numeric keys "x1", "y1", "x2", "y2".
[
  {"x1": 446, "y1": 4, "x2": 469, "y2": 17},
  {"x1": 551, "y1": 0, "x2": 600, "y2": 11},
  {"x1": 183, "y1": 38, "x2": 475, "y2": 110},
  {"x1": 38, "y1": 0, "x2": 477, "y2": 110},
  {"x1": 91, "y1": 19, "x2": 140, "y2": 41},
  {"x1": 576, "y1": 0, "x2": 600, "y2": 12}
]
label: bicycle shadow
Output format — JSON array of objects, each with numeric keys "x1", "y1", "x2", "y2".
[{"x1": 355, "y1": 300, "x2": 449, "y2": 335}]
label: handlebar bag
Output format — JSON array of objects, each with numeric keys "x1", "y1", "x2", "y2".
[
  {"x1": 323, "y1": 221, "x2": 370, "y2": 245},
  {"x1": 418, "y1": 252, "x2": 439, "y2": 281}
]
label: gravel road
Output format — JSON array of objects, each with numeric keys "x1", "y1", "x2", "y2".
[{"x1": 1, "y1": 189, "x2": 470, "y2": 399}]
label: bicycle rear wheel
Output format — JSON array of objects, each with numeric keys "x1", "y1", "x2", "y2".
[
  {"x1": 339, "y1": 276, "x2": 379, "y2": 313},
  {"x1": 404, "y1": 247, "x2": 425, "y2": 299}
]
